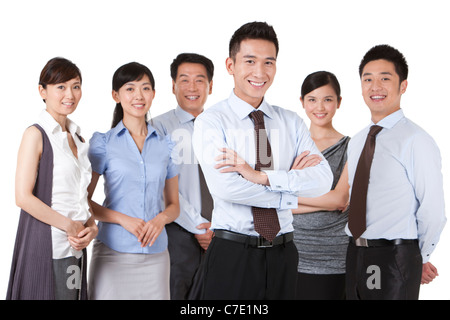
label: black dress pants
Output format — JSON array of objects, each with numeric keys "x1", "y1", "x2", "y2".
[
  {"x1": 166, "y1": 223, "x2": 204, "y2": 300},
  {"x1": 345, "y1": 240, "x2": 422, "y2": 300},
  {"x1": 200, "y1": 235, "x2": 298, "y2": 300}
]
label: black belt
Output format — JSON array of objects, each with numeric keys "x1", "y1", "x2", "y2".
[
  {"x1": 214, "y1": 229, "x2": 293, "y2": 248},
  {"x1": 350, "y1": 237, "x2": 418, "y2": 247}
]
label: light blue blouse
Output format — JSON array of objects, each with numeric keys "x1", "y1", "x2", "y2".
[{"x1": 88, "y1": 120, "x2": 178, "y2": 254}]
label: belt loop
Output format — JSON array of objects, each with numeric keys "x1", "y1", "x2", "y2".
[{"x1": 244, "y1": 236, "x2": 249, "y2": 249}]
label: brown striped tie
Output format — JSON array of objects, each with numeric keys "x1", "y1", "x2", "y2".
[
  {"x1": 198, "y1": 164, "x2": 213, "y2": 221},
  {"x1": 348, "y1": 125, "x2": 383, "y2": 240},
  {"x1": 193, "y1": 117, "x2": 213, "y2": 221},
  {"x1": 249, "y1": 110, "x2": 280, "y2": 241}
]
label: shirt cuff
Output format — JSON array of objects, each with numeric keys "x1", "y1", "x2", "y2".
[
  {"x1": 279, "y1": 193, "x2": 297, "y2": 210},
  {"x1": 421, "y1": 242, "x2": 438, "y2": 263},
  {"x1": 263, "y1": 170, "x2": 290, "y2": 193}
]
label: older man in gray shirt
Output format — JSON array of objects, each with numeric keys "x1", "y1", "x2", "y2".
[{"x1": 153, "y1": 53, "x2": 214, "y2": 300}]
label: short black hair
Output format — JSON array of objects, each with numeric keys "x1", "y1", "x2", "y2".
[
  {"x1": 170, "y1": 53, "x2": 214, "y2": 82},
  {"x1": 39, "y1": 57, "x2": 82, "y2": 88},
  {"x1": 359, "y1": 44, "x2": 408, "y2": 82},
  {"x1": 229, "y1": 21, "x2": 279, "y2": 60}
]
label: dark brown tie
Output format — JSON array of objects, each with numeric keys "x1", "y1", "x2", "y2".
[
  {"x1": 198, "y1": 164, "x2": 213, "y2": 221},
  {"x1": 193, "y1": 117, "x2": 213, "y2": 221},
  {"x1": 249, "y1": 110, "x2": 280, "y2": 241},
  {"x1": 348, "y1": 125, "x2": 383, "y2": 240}
]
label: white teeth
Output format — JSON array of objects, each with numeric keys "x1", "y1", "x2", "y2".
[
  {"x1": 371, "y1": 95, "x2": 386, "y2": 100},
  {"x1": 186, "y1": 96, "x2": 199, "y2": 101},
  {"x1": 62, "y1": 103, "x2": 73, "y2": 106},
  {"x1": 249, "y1": 81, "x2": 264, "y2": 87}
]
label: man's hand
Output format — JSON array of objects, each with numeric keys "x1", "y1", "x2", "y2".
[
  {"x1": 195, "y1": 222, "x2": 213, "y2": 251},
  {"x1": 214, "y1": 148, "x2": 268, "y2": 185},
  {"x1": 291, "y1": 151, "x2": 322, "y2": 170},
  {"x1": 422, "y1": 262, "x2": 439, "y2": 284}
]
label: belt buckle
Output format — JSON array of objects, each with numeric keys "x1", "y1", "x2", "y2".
[
  {"x1": 257, "y1": 237, "x2": 273, "y2": 248},
  {"x1": 355, "y1": 237, "x2": 368, "y2": 247}
]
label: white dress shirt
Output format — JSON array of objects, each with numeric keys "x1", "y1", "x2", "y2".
[
  {"x1": 346, "y1": 109, "x2": 446, "y2": 262},
  {"x1": 153, "y1": 106, "x2": 210, "y2": 234},
  {"x1": 192, "y1": 91, "x2": 333, "y2": 237},
  {"x1": 38, "y1": 110, "x2": 92, "y2": 259}
]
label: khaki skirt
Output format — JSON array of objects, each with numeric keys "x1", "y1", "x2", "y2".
[{"x1": 88, "y1": 240, "x2": 170, "y2": 300}]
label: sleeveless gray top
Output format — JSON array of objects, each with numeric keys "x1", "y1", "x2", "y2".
[{"x1": 292, "y1": 136, "x2": 350, "y2": 274}]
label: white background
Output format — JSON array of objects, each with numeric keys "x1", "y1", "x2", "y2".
[{"x1": 0, "y1": 0, "x2": 448, "y2": 300}]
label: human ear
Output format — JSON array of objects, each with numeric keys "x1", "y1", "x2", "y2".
[
  {"x1": 225, "y1": 57, "x2": 234, "y2": 75},
  {"x1": 400, "y1": 80, "x2": 408, "y2": 94},
  {"x1": 208, "y1": 80, "x2": 213, "y2": 95},
  {"x1": 112, "y1": 90, "x2": 120, "y2": 103},
  {"x1": 38, "y1": 85, "x2": 47, "y2": 101},
  {"x1": 172, "y1": 80, "x2": 176, "y2": 95},
  {"x1": 337, "y1": 97, "x2": 343, "y2": 109},
  {"x1": 299, "y1": 97, "x2": 305, "y2": 108}
]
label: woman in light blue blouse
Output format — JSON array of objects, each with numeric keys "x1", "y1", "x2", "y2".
[{"x1": 87, "y1": 62, "x2": 179, "y2": 300}]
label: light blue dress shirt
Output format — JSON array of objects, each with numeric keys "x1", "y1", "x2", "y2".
[
  {"x1": 153, "y1": 106, "x2": 209, "y2": 235},
  {"x1": 346, "y1": 109, "x2": 446, "y2": 262},
  {"x1": 192, "y1": 91, "x2": 333, "y2": 237},
  {"x1": 88, "y1": 120, "x2": 178, "y2": 254}
]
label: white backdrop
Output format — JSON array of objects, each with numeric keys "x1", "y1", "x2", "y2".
[{"x1": 1, "y1": 0, "x2": 448, "y2": 300}]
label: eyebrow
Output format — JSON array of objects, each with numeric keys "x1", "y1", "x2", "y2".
[
  {"x1": 179, "y1": 74, "x2": 207, "y2": 78},
  {"x1": 362, "y1": 71, "x2": 393, "y2": 77},
  {"x1": 124, "y1": 82, "x2": 152, "y2": 86},
  {"x1": 306, "y1": 95, "x2": 335, "y2": 99},
  {"x1": 243, "y1": 55, "x2": 277, "y2": 61}
]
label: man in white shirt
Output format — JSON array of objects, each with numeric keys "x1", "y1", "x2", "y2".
[
  {"x1": 192, "y1": 21, "x2": 333, "y2": 299},
  {"x1": 153, "y1": 53, "x2": 214, "y2": 300},
  {"x1": 345, "y1": 44, "x2": 446, "y2": 300}
]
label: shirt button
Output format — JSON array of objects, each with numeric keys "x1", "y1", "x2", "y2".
[
  {"x1": 276, "y1": 185, "x2": 282, "y2": 189},
  {"x1": 287, "y1": 202, "x2": 292, "y2": 205}
]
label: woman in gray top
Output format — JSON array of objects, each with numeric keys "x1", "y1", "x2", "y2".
[{"x1": 292, "y1": 71, "x2": 350, "y2": 300}]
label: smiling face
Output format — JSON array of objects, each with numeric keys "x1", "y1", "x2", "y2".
[
  {"x1": 112, "y1": 74, "x2": 155, "y2": 120},
  {"x1": 361, "y1": 59, "x2": 407, "y2": 123},
  {"x1": 173, "y1": 62, "x2": 212, "y2": 117},
  {"x1": 301, "y1": 84, "x2": 341, "y2": 127},
  {"x1": 226, "y1": 39, "x2": 277, "y2": 108},
  {"x1": 39, "y1": 77, "x2": 82, "y2": 119}
]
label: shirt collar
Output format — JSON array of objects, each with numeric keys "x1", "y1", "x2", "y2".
[
  {"x1": 175, "y1": 105, "x2": 195, "y2": 124},
  {"x1": 228, "y1": 90, "x2": 275, "y2": 120},
  {"x1": 112, "y1": 120, "x2": 157, "y2": 139},
  {"x1": 371, "y1": 109, "x2": 405, "y2": 129},
  {"x1": 38, "y1": 109, "x2": 80, "y2": 136}
]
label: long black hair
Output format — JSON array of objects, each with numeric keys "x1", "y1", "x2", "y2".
[{"x1": 111, "y1": 62, "x2": 155, "y2": 128}]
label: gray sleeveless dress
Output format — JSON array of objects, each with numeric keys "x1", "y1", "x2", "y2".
[{"x1": 292, "y1": 136, "x2": 350, "y2": 274}]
